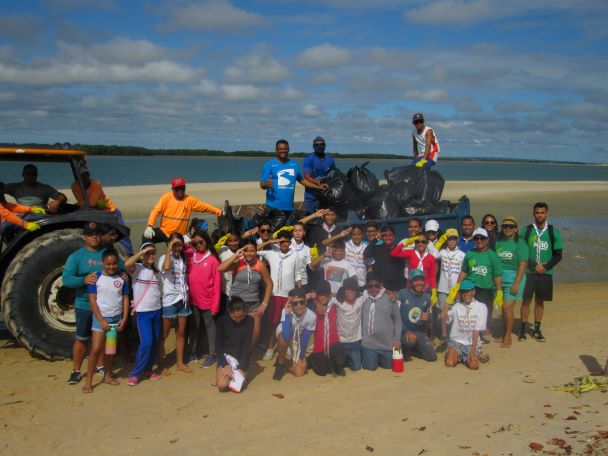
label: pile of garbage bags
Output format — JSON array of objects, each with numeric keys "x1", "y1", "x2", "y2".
[{"x1": 316, "y1": 162, "x2": 449, "y2": 219}]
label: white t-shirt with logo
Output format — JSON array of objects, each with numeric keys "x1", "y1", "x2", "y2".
[
  {"x1": 447, "y1": 299, "x2": 487, "y2": 346},
  {"x1": 132, "y1": 263, "x2": 162, "y2": 313},
  {"x1": 345, "y1": 240, "x2": 367, "y2": 287},
  {"x1": 436, "y1": 248, "x2": 465, "y2": 293},
  {"x1": 157, "y1": 254, "x2": 188, "y2": 307},
  {"x1": 320, "y1": 258, "x2": 357, "y2": 295},
  {"x1": 88, "y1": 272, "x2": 128, "y2": 318}
]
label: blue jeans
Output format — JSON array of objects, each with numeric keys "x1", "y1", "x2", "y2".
[
  {"x1": 361, "y1": 346, "x2": 392, "y2": 371},
  {"x1": 130, "y1": 310, "x2": 161, "y2": 377},
  {"x1": 341, "y1": 340, "x2": 362, "y2": 371},
  {"x1": 412, "y1": 156, "x2": 436, "y2": 171}
]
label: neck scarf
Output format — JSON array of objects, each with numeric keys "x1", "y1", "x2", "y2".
[
  {"x1": 414, "y1": 249, "x2": 428, "y2": 271},
  {"x1": 192, "y1": 250, "x2": 211, "y2": 265},
  {"x1": 366, "y1": 288, "x2": 386, "y2": 336}
]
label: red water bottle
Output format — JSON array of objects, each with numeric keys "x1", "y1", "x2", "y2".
[{"x1": 392, "y1": 347, "x2": 404, "y2": 373}]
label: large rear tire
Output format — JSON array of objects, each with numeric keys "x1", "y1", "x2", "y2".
[{"x1": 1, "y1": 229, "x2": 83, "y2": 360}]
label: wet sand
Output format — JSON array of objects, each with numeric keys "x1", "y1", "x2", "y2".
[{"x1": 1, "y1": 282, "x2": 607, "y2": 455}]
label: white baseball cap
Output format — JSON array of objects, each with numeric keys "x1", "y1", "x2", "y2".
[
  {"x1": 472, "y1": 227, "x2": 489, "y2": 238},
  {"x1": 425, "y1": 220, "x2": 440, "y2": 232}
]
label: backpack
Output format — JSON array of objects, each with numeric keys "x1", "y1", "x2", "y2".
[{"x1": 523, "y1": 224, "x2": 556, "y2": 254}]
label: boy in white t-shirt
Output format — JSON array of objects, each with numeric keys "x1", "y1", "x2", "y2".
[
  {"x1": 310, "y1": 240, "x2": 357, "y2": 296},
  {"x1": 83, "y1": 249, "x2": 130, "y2": 393},
  {"x1": 441, "y1": 279, "x2": 487, "y2": 370}
]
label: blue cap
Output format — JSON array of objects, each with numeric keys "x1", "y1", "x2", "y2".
[
  {"x1": 460, "y1": 278, "x2": 475, "y2": 291},
  {"x1": 409, "y1": 269, "x2": 426, "y2": 280},
  {"x1": 197, "y1": 220, "x2": 209, "y2": 231},
  {"x1": 313, "y1": 136, "x2": 325, "y2": 143}
]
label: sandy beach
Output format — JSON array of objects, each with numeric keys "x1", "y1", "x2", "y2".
[{"x1": 1, "y1": 282, "x2": 607, "y2": 455}]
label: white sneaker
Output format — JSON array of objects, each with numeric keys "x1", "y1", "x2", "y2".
[{"x1": 262, "y1": 348, "x2": 275, "y2": 361}]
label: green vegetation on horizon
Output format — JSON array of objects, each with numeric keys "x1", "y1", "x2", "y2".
[{"x1": 0, "y1": 142, "x2": 591, "y2": 165}]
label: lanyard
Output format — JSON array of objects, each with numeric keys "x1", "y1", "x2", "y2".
[{"x1": 532, "y1": 223, "x2": 548, "y2": 264}]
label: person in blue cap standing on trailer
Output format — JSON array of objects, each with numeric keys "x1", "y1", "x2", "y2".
[{"x1": 302, "y1": 136, "x2": 336, "y2": 214}]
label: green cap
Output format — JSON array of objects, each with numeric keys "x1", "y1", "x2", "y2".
[
  {"x1": 409, "y1": 269, "x2": 426, "y2": 280},
  {"x1": 460, "y1": 278, "x2": 475, "y2": 291}
]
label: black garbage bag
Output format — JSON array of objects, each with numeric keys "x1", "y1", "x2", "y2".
[
  {"x1": 365, "y1": 190, "x2": 401, "y2": 219},
  {"x1": 388, "y1": 182, "x2": 416, "y2": 205},
  {"x1": 266, "y1": 208, "x2": 288, "y2": 233},
  {"x1": 384, "y1": 165, "x2": 424, "y2": 187},
  {"x1": 348, "y1": 161, "x2": 379, "y2": 199},
  {"x1": 417, "y1": 170, "x2": 445, "y2": 204},
  {"x1": 432, "y1": 200, "x2": 451, "y2": 214},
  {"x1": 317, "y1": 168, "x2": 358, "y2": 209}
]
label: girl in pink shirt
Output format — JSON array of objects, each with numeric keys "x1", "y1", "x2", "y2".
[{"x1": 185, "y1": 229, "x2": 221, "y2": 368}]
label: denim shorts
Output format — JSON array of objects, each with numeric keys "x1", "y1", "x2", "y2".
[
  {"x1": 448, "y1": 340, "x2": 479, "y2": 364},
  {"x1": 162, "y1": 300, "x2": 192, "y2": 319},
  {"x1": 92, "y1": 314, "x2": 122, "y2": 332},
  {"x1": 75, "y1": 308, "x2": 93, "y2": 341}
]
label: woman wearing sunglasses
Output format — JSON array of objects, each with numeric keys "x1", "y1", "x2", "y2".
[
  {"x1": 481, "y1": 214, "x2": 498, "y2": 250},
  {"x1": 494, "y1": 216, "x2": 528, "y2": 347}
]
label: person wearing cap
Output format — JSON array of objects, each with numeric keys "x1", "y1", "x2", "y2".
[
  {"x1": 441, "y1": 278, "x2": 488, "y2": 370},
  {"x1": 447, "y1": 227, "x2": 503, "y2": 343},
  {"x1": 333, "y1": 277, "x2": 364, "y2": 371},
  {"x1": 260, "y1": 139, "x2": 327, "y2": 220},
  {"x1": 398, "y1": 270, "x2": 437, "y2": 362},
  {"x1": 144, "y1": 177, "x2": 222, "y2": 245},
  {"x1": 360, "y1": 273, "x2": 402, "y2": 371},
  {"x1": 520, "y1": 202, "x2": 563, "y2": 342},
  {"x1": 71, "y1": 169, "x2": 133, "y2": 255},
  {"x1": 495, "y1": 215, "x2": 528, "y2": 348},
  {"x1": 423, "y1": 219, "x2": 441, "y2": 255},
  {"x1": 308, "y1": 280, "x2": 346, "y2": 376},
  {"x1": 302, "y1": 136, "x2": 336, "y2": 213},
  {"x1": 62, "y1": 222, "x2": 109, "y2": 385},
  {"x1": 411, "y1": 113, "x2": 440, "y2": 171},
  {"x1": 434, "y1": 227, "x2": 465, "y2": 341},
  {"x1": 273, "y1": 287, "x2": 317, "y2": 381}
]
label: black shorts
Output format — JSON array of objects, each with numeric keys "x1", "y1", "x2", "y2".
[{"x1": 522, "y1": 273, "x2": 553, "y2": 302}]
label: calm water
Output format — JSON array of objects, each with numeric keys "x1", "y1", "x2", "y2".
[{"x1": 1, "y1": 156, "x2": 607, "y2": 188}]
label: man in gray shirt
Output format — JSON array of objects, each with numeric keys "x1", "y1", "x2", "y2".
[
  {"x1": 4, "y1": 164, "x2": 67, "y2": 213},
  {"x1": 361, "y1": 272, "x2": 402, "y2": 370}
]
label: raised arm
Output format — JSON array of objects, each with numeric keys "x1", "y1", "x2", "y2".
[{"x1": 124, "y1": 247, "x2": 154, "y2": 273}]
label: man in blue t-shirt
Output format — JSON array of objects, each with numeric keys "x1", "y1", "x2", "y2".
[
  {"x1": 302, "y1": 136, "x2": 336, "y2": 213},
  {"x1": 260, "y1": 139, "x2": 327, "y2": 217}
]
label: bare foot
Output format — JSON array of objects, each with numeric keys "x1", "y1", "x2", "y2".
[
  {"x1": 160, "y1": 368, "x2": 171, "y2": 376},
  {"x1": 82, "y1": 385, "x2": 93, "y2": 394},
  {"x1": 103, "y1": 377, "x2": 120, "y2": 386},
  {"x1": 177, "y1": 365, "x2": 193, "y2": 373}
]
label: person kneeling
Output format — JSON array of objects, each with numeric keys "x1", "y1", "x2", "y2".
[
  {"x1": 273, "y1": 288, "x2": 316, "y2": 381},
  {"x1": 308, "y1": 280, "x2": 346, "y2": 376},
  {"x1": 398, "y1": 270, "x2": 437, "y2": 362},
  {"x1": 361, "y1": 273, "x2": 402, "y2": 371},
  {"x1": 441, "y1": 279, "x2": 488, "y2": 370},
  {"x1": 215, "y1": 297, "x2": 254, "y2": 393}
]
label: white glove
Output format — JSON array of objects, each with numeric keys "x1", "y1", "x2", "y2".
[{"x1": 143, "y1": 226, "x2": 155, "y2": 239}]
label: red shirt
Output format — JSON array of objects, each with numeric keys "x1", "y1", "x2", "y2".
[
  {"x1": 389, "y1": 245, "x2": 437, "y2": 290},
  {"x1": 313, "y1": 304, "x2": 340, "y2": 353}
]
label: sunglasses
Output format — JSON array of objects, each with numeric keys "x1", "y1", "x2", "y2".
[
  {"x1": 172, "y1": 186, "x2": 185, "y2": 191},
  {"x1": 259, "y1": 229, "x2": 272, "y2": 234},
  {"x1": 313, "y1": 143, "x2": 325, "y2": 147},
  {"x1": 447, "y1": 236, "x2": 458, "y2": 241},
  {"x1": 190, "y1": 241, "x2": 205, "y2": 247},
  {"x1": 413, "y1": 120, "x2": 424, "y2": 124},
  {"x1": 415, "y1": 240, "x2": 428, "y2": 245},
  {"x1": 501, "y1": 224, "x2": 517, "y2": 230},
  {"x1": 483, "y1": 221, "x2": 496, "y2": 226},
  {"x1": 473, "y1": 235, "x2": 488, "y2": 241},
  {"x1": 367, "y1": 283, "x2": 381, "y2": 289},
  {"x1": 292, "y1": 300, "x2": 306, "y2": 306},
  {"x1": 279, "y1": 240, "x2": 290, "y2": 244}
]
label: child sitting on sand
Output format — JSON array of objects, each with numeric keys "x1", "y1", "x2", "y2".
[
  {"x1": 82, "y1": 249, "x2": 130, "y2": 393},
  {"x1": 308, "y1": 281, "x2": 346, "y2": 376},
  {"x1": 441, "y1": 279, "x2": 488, "y2": 370},
  {"x1": 215, "y1": 297, "x2": 254, "y2": 393},
  {"x1": 273, "y1": 288, "x2": 316, "y2": 381}
]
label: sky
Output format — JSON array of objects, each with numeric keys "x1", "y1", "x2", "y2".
[{"x1": 1, "y1": 0, "x2": 607, "y2": 163}]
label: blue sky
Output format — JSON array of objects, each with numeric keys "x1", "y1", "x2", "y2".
[{"x1": 1, "y1": 0, "x2": 607, "y2": 163}]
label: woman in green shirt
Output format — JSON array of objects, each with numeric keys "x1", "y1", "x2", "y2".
[{"x1": 494, "y1": 216, "x2": 528, "y2": 347}]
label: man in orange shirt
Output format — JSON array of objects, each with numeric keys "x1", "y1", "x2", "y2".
[
  {"x1": 71, "y1": 170, "x2": 133, "y2": 255},
  {"x1": 143, "y1": 177, "x2": 222, "y2": 245}
]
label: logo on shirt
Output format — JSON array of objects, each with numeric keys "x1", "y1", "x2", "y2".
[
  {"x1": 113, "y1": 280, "x2": 122, "y2": 288},
  {"x1": 471, "y1": 265, "x2": 488, "y2": 276},
  {"x1": 277, "y1": 169, "x2": 295, "y2": 188},
  {"x1": 534, "y1": 240, "x2": 549, "y2": 251},
  {"x1": 408, "y1": 306, "x2": 422, "y2": 324},
  {"x1": 498, "y1": 251, "x2": 513, "y2": 259}
]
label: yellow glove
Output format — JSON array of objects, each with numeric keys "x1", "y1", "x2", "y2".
[
  {"x1": 95, "y1": 198, "x2": 107, "y2": 209},
  {"x1": 310, "y1": 244, "x2": 319, "y2": 260},
  {"x1": 415, "y1": 159, "x2": 427, "y2": 168},
  {"x1": 446, "y1": 283, "x2": 460, "y2": 305},
  {"x1": 435, "y1": 233, "x2": 448, "y2": 250},
  {"x1": 214, "y1": 232, "x2": 232, "y2": 250},
  {"x1": 31, "y1": 207, "x2": 46, "y2": 214},
  {"x1": 493, "y1": 289, "x2": 504, "y2": 312},
  {"x1": 25, "y1": 222, "x2": 41, "y2": 232},
  {"x1": 403, "y1": 235, "x2": 421, "y2": 246},
  {"x1": 431, "y1": 288, "x2": 438, "y2": 307},
  {"x1": 273, "y1": 225, "x2": 294, "y2": 238}
]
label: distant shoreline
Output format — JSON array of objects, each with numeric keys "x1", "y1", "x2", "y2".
[{"x1": 1, "y1": 143, "x2": 602, "y2": 166}]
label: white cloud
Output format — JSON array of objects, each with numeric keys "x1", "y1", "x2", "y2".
[
  {"x1": 302, "y1": 104, "x2": 322, "y2": 117},
  {"x1": 298, "y1": 44, "x2": 351, "y2": 68},
  {"x1": 194, "y1": 78, "x2": 220, "y2": 96},
  {"x1": 224, "y1": 54, "x2": 289, "y2": 83},
  {"x1": 282, "y1": 85, "x2": 304, "y2": 99},
  {"x1": 405, "y1": 88, "x2": 451, "y2": 102},
  {"x1": 220, "y1": 84, "x2": 264, "y2": 101},
  {"x1": 57, "y1": 38, "x2": 170, "y2": 65},
  {"x1": 162, "y1": 0, "x2": 266, "y2": 32}
]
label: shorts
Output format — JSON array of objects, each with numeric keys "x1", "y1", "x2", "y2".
[
  {"x1": 448, "y1": 340, "x2": 479, "y2": 364},
  {"x1": 75, "y1": 308, "x2": 93, "y2": 341},
  {"x1": 162, "y1": 300, "x2": 192, "y2": 319},
  {"x1": 522, "y1": 273, "x2": 553, "y2": 301},
  {"x1": 92, "y1": 314, "x2": 122, "y2": 332},
  {"x1": 269, "y1": 296, "x2": 289, "y2": 325},
  {"x1": 502, "y1": 269, "x2": 526, "y2": 301}
]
